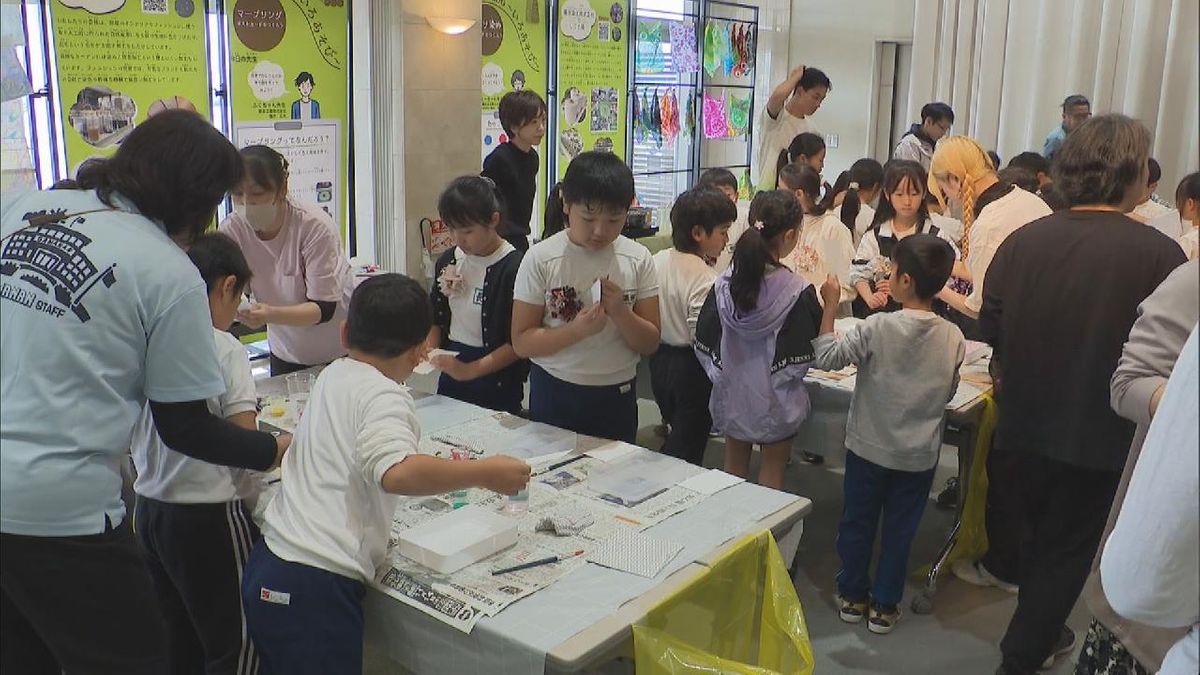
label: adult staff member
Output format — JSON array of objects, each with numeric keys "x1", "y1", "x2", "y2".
[
  {"x1": 980, "y1": 115, "x2": 1186, "y2": 675},
  {"x1": 1041, "y1": 94, "x2": 1091, "y2": 160},
  {"x1": 220, "y1": 145, "x2": 351, "y2": 376},
  {"x1": 0, "y1": 110, "x2": 288, "y2": 675},
  {"x1": 755, "y1": 64, "x2": 831, "y2": 192},
  {"x1": 893, "y1": 102, "x2": 955, "y2": 171}
]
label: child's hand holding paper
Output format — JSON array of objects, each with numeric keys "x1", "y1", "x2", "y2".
[{"x1": 413, "y1": 348, "x2": 460, "y2": 376}]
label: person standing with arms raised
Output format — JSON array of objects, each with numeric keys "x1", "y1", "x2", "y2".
[{"x1": 755, "y1": 65, "x2": 832, "y2": 192}]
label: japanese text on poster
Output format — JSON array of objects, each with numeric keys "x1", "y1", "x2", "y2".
[{"x1": 555, "y1": 0, "x2": 628, "y2": 180}]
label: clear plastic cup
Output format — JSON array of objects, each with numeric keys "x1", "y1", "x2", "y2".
[
  {"x1": 286, "y1": 372, "x2": 315, "y2": 418},
  {"x1": 505, "y1": 488, "x2": 529, "y2": 514}
]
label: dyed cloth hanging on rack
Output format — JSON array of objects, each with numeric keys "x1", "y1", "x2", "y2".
[
  {"x1": 633, "y1": 88, "x2": 644, "y2": 143},
  {"x1": 702, "y1": 92, "x2": 728, "y2": 139},
  {"x1": 683, "y1": 91, "x2": 695, "y2": 139},
  {"x1": 669, "y1": 19, "x2": 698, "y2": 74},
  {"x1": 703, "y1": 20, "x2": 721, "y2": 77},
  {"x1": 722, "y1": 22, "x2": 736, "y2": 76},
  {"x1": 650, "y1": 89, "x2": 664, "y2": 147},
  {"x1": 637, "y1": 21, "x2": 665, "y2": 73},
  {"x1": 728, "y1": 92, "x2": 751, "y2": 136},
  {"x1": 660, "y1": 89, "x2": 680, "y2": 144}
]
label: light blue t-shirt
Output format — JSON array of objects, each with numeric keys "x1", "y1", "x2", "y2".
[
  {"x1": 1, "y1": 188, "x2": 225, "y2": 536},
  {"x1": 1042, "y1": 124, "x2": 1067, "y2": 159}
]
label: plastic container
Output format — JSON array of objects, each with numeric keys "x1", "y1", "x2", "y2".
[
  {"x1": 505, "y1": 488, "x2": 529, "y2": 514},
  {"x1": 449, "y1": 447, "x2": 470, "y2": 509},
  {"x1": 397, "y1": 505, "x2": 518, "y2": 574}
]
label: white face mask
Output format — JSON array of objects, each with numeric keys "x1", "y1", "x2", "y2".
[{"x1": 234, "y1": 201, "x2": 278, "y2": 232}]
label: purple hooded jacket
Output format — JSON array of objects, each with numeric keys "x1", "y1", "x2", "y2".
[{"x1": 694, "y1": 267, "x2": 824, "y2": 444}]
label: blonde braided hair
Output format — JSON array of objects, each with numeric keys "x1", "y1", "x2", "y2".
[{"x1": 928, "y1": 136, "x2": 997, "y2": 260}]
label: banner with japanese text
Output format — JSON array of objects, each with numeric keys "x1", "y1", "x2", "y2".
[
  {"x1": 228, "y1": 0, "x2": 349, "y2": 234},
  {"x1": 481, "y1": 0, "x2": 547, "y2": 231},
  {"x1": 555, "y1": 0, "x2": 628, "y2": 180},
  {"x1": 49, "y1": 0, "x2": 210, "y2": 173}
]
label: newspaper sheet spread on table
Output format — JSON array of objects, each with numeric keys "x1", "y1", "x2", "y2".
[{"x1": 371, "y1": 412, "x2": 706, "y2": 633}]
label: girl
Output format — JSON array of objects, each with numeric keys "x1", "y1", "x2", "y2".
[
  {"x1": 777, "y1": 163, "x2": 857, "y2": 311},
  {"x1": 219, "y1": 145, "x2": 352, "y2": 375},
  {"x1": 1173, "y1": 172, "x2": 1199, "y2": 260},
  {"x1": 928, "y1": 136, "x2": 1051, "y2": 338},
  {"x1": 850, "y1": 160, "x2": 960, "y2": 317},
  {"x1": 428, "y1": 176, "x2": 526, "y2": 414},
  {"x1": 828, "y1": 158, "x2": 885, "y2": 246},
  {"x1": 512, "y1": 152, "x2": 661, "y2": 443},
  {"x1": 774, "y1": 132, "x2": 827, "y2": 193},
  {"x1": 694, "y1": 190, "x2": 824, "y2": 490}
]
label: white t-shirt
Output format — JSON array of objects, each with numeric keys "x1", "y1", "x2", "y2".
[
  {"x1": 513, "y1": 232, "x2": 659, "y2": 386},
  {"x1": 932, "y1": 213, "x2": 965, "y2": 248},
  {"x1": 1132, "y1": 198, "x2": 1173, "y2": 224},
  {"x1": 755, "y1": 108, "x2": 811, "y2": 191},
  {"x1": 849, "y1": 219, "x2": 961, "y2": 287},
  {"x1": 653, "y1": 248, "x2": 717, "y2": 347},
  {"x1": 853, "y1": 204, "x2": 876, "y2": 248},
  {"x1": 780, "y1": 212, "x2": 856, "y2": 305},
  {"x1": 964, "y1": 188, "x2": 1052, "y2": 313},
  {"x1": 1148, "y1": 209, "x2": 1185, "y2": 240},
  {"x1": 714, "y1": 200, "x2": 750, "y2": 273},
  {"x1": 262, "y1": 358, "x2": 417, "y2": 582},
  {"x1": 219, "y1": 198, "x2": 351, "y2": 367},
  {"x1": 1178, "y1": 227, "x2": 1199, "y2": 261},
  {"x1": 132, "y1": 328, "x2": 259, "y2": 504},
  {"x1": 447, "y1": 242, "x2": 516, "y2": 348}
]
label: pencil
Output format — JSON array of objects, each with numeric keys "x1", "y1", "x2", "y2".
[{"x1": 491, "y1": 550, "x2": 583, "y2": 576}]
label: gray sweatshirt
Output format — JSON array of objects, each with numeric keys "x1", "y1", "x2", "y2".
[{"x1": 812, "y1": 310, "x2": 965, "y2": 472}]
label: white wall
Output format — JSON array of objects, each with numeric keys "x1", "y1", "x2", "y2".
[{"x1": 789, "y1": 0, "x2": 916, "y2": 180}]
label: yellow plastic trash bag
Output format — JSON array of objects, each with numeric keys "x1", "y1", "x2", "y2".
[{"x1": 633, "y1": 530, "x2": 814, "y2": 675}]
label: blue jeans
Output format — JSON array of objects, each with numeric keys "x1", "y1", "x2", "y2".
[
  {"x1": 836, "y1": 450, "x2": 936, "y2": 610},
  {"x1": 529, "y1": 365, "x2": 638, "y2": 443},
  {"x1": 241, "y1": 542, "x2": 365, "y2": 675}
]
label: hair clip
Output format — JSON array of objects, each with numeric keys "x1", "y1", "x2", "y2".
[
  {"x1": 752, "y1": 220, "x2": 765, "y2": 231},
  {"x1": 848, "y1": 181, "x2": 860, "y2": 190},
  {"x1": 479, "y1": 175, "x2": 496, "y2": 188}
]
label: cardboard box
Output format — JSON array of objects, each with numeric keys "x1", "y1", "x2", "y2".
[{"x1": 397, "y1": 505, "x2": 518, "y2": 574}]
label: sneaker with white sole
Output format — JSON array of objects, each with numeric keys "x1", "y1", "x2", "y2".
[
  {"x1": 952, "y1": 559, "x2": 1019, "y2": 594},
  {"x1": 1039, "y1": 626, "x2": 1076, "y2": 670},
  {"x1": 838, "y1": 596, "x2": 868, "y2": 623},
  {"x1": 867, "y1": 604, "x2": 900, "y2": 634}
]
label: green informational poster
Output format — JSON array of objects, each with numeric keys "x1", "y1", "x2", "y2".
[
  {"x1": 49, "y1": 0, "x2": 210, "y2": 173},
  {"x1": 481, "y1": 0, "x2": 547, "y2": 229},
  {"x1": 555, "y1": 0, "x2": 628, "y2": 180},
  {"x1": 228, "y1": 0, "x2": 349, "y2": 234}
]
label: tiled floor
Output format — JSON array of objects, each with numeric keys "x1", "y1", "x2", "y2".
[{"x1": 366, "y1": 384, "x2": 1090, "y2": 674}]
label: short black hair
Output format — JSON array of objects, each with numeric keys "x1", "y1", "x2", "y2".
[
  {"x1": 997, "y1": 166, "x2": 1039, "y2": 194},
  {"x1": 187, "y1": 232, "x2": 252, "y2": 295},
  {"x1": 670, "y1": 187, "x2": 738, "y2": 253},
  {"x1": 498, "y1": 90, "x2": 547, "y2": 137},
  {"x1": 438, "y1": 175, "x2": 506, "y2": 230},
  {"x1": 892, "y1": 233, "x2": 955, "y2": 300},
  {"x1": 1062, "y1": 94, "x2": 1089, "y2": 109},
  {"x1": 346, "y1": 274, "x2": 432, "y2": 358},
  {"x1": 295, "y1": 71, "x2": 315, "y2": 87},
  {"x1": 698, "y1": 167, "x2": 738, "y2": 193},
  {"x1": 1007, "y1": 151, "x2": 1049, "y2": 176},
  {"x1": 987, "y1": 151, "x2": 1002, "y2": 170},
  {"x1": 1147, "y1": 158, "x2": 1161, "y2": 186},
  {"x1": 239, "y1": 145, "x2": 289, "y2": 193},
  {"x1": 1176, "y1": 172, "x2": 1200, "y2": 206},
  {"x1": 796, "y1": 67, "x2": 832, "y2": 93},
  {"x1": 560, "y1": 151, "x2": 634, "y2": 212},
  {"x1": 920, "y1": 102, "x2": 954, "y2": 125},
  {"x1": 75, "y1": 109, "x2": 243, "y2": 246}
]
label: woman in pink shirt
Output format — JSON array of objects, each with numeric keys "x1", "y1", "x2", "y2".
[{"x1": 219, "y1": 145, "x2": 351, "y2": 375}]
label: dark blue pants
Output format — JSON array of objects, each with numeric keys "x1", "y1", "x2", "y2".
[
  {"x1": 437, "y1": 341, "x2": 525, "y2": 415},
  {"x1": 241, "y1": 542, "x2": 365, "y2": 675},
  {"x1": 836, "y1": 450, "x2": 936, "y2": 611},
  {"x1": 529, "y1": 364, "x2": 638, "y2": 443},
  {"x1": 649, "y1": 344, "x2": 712, "y2": 466}
]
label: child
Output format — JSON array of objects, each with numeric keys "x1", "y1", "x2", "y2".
[
  {"x1": 429, "y1": 176, "x2": 526, "y2": 414},
  {"x1": 775, "y1": 132, "x2": 827, "y2": 191},
  {"x1": 827, "y1": 158, "x2": 884, "y2": 247},
  {"x1": 811, "y1": 234, "x2": 965, "y2": 635},
  {"x1": 241, "y1": 274, "x2": 531, "y2": 674},
  {"x1": 698, "y1": 167, "x2": 739, "y2": 202},
  {"x1": 129, "y1": 233, "x2": 264, "y2": 674},
  {"x1": 700, "y1": 167, "x2": 749, "y2": 273},
  {"x1": 512, "y1": 152, "x2": 661, "y2": 443},
  {"x1": 650, "y1": 187, "x2": 737, "y2": 465},
  {"x1": 850, "y1": 160, "x2": 960, "y2": 317},
  {"x1": 1130, "y1": 158, "x2": 1173, "y2": 224},
  {"x1": 483, "y1": 90, "x2": 548, "y2": 252},
  {"x1": 777, "y1": 162, "x2": 857, "y2": 310},
  {"x1": 1175, "y1": 171, "x2": 1200, "y2": 260},
  {"x1": 694, "y1": 190, "x2": 823, "y2": 490}
]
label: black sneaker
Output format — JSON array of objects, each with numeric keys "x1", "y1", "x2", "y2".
[
  {"x1": 935, "y1": 478, "x2": 959, "y2": 510},
  {"x1": 801, "y1": 451, "x2": 825, "y2": 465},
  {"x1": 1039, "y1": 626, "x2": 1076, "y2": 669}
]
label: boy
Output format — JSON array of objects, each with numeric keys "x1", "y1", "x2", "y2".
[
  {"x1": 241, "y1": 274, "x2": 531, "y2": 674},
  {"x1": 130, "y1": 233, "x2": 264, "y2": 674},
  {"x1": 698, "y1": 167, "x2": 739, "y2": 203},
  {"x1": 650, "y1": 188, "x2": 737, "y2": 465},
  {"x1": 483, "y1": 90, "x2": 548, "y2": 252},
  {"x1": 811, "y1": 234, "x2": 964, "y2": 635}
]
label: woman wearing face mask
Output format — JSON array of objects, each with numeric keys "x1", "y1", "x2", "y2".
[{"x1": 219, "y1": 145, "x2": 351, "y2": 376}]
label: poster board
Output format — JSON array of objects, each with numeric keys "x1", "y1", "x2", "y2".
[
  {"x1": 555, "y1": 0, "x2": 628, "y2": 180},
  {"x1": 234, "y1": 119, "x2": 340, "y2": 222}
]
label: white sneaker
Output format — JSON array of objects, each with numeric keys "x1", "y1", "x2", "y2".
[{"x1": 952, "y1": 559, "x2": 1019, "y2": 594}]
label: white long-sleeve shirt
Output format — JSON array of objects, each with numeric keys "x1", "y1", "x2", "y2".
[
  {"x1": 1101, "y1": 326, "x2": 1200, "y2": 675},
  {"x1": 849, "y1": 219, "x2": 961, "y2": 287}
]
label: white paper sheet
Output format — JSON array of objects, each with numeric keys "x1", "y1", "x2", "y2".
[
  {"x1": 678, "y1": 469, "x2": 745, "y2": 496},
  {"x1": 412, "y1": 349, "x2": 461, "y2": 375},
  {"x1": 584, "y1": 440, "x2": 639, "y2": 462},
  {"x1": 590, "y1": 279, "x2": 602, "y2": 306},
  {"x1": 946, "y1": 382, "x2": 984, "y2": 410}
]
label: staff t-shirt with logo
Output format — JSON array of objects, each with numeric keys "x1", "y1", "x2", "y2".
[{"x1": 1, "y1": 188, "x2": 224, "y2": 536}]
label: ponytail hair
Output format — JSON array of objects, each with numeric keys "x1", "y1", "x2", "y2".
[
  {"x1": 777, "y1": 162, "x2": 827, "y2": 216},
  {"x1": 543, "y1": 182, "x2": 565, "y2": 238},
  {"x1": 437, "y1": 175, "x2": 508, "y2": 233},
  {"x1": 775, "y1": 132, "x2": 826, "y2": 188},
  {"x1": 730, "y1": 190, "x2": 803, "y2": 312},
  {"x1": 830, "y1": 158, "x2": 883, "y2": 233}
]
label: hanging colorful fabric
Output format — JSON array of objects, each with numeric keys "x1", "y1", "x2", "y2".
[
  {"x1": 637, "y1": 21, "x2": 665, "y2": 74},
  {"x1": 722, "y1": 22, "x2": 735, "y2": 76},
  {"x1": 669, "y1": 20, "x2": 698, "y2": 74},
  {"x1": 665, "y1": 89, "x2": 682, "y2": 144},
  {"x1": 683, "y1": 90, "x2": 695, "y2": 139},
  {"x1": 633, "y1": 88, "x2": 643, "y2": 143},
  {"x1": 641, "y1": 89, "x2": 654, "y2": 143},
  {"x1": 650, "y1": 89, "x2": 664, "y2": 148},
  {"x1": 703, "y1": 20, "x2": 721, "y2": 77},
  {"x1": 702, "y1": 93, "x2": 728, "y2": 139},
  {"x1": 729, "y1": 92, "x2": 751, "y2": 136}
]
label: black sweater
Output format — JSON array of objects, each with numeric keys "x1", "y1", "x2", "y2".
[
  {"x1": 482, "y1": 142, "x2": 539, "y2": 238},
  {"x1": 429, "y1": 247, "x2": 527, "y2": 382}
]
